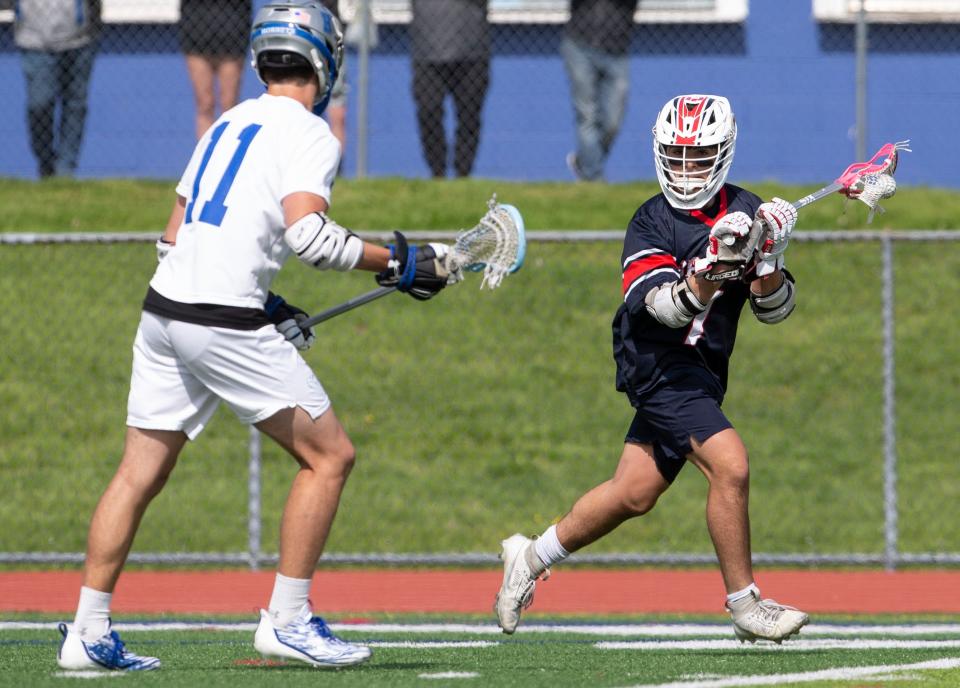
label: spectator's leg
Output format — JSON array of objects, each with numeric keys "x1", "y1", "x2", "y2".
[
  {"x1": 326, "y1": 55, "x2": 349, "y2": 155},
  {"x1": 56, "y1": 43, "x2": 96, "y2": 177},
  {"x1": 451, "y1": 58, "x2": 489, "y2": 178},
  {"x1": 325, "y1": 104, "x2": 347, "y2": 155},
  {"x1": 216, "y1": 55, "x2": 244, "y2": 116},
  {"x1": 596, "y1": 52, "x2": 629, "y2": 169},
  {"x1": 412, "y1": 61, "x2": 448, "y2": 177},
  {"x1": 185, "y1": 54, "x2": 217, "y2": 139},
  {"x1": 20, "y1": 49, "x2": 58, "y2": 178},
  {"x1": 560, "y1": 36, "x2": 603, "y2": 181}
]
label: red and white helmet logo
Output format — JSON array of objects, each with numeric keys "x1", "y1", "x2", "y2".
[{"x1": 672, "y1": 96, "x2": 713, "y2": 145}]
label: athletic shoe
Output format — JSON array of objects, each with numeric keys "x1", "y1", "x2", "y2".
[
  {"x1": 565, "y1": 152, "x2": 586, "y2": 181},
  {"x1": 254, "y1": 606, "x2": 371, "y2": 668},
  {"x1": 494, "y1": 534, "x2": 551, "y2": 634},
  {"x1": 57, "y1": 622, "x2": 160, "y2": 671},
  {"x1": 726, "y1": 589, "x2": 809, "y2": 643}
]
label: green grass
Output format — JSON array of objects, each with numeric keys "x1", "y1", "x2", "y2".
[
  {"x1": 5, "y1": 618, "x2": 960, "y2": 687},
  {"x1": 0, "y1": 178, "x2": 958, "y2": 558},
  {"x1": 2, "y1": 175, "x2": 959, "y2": 231}
]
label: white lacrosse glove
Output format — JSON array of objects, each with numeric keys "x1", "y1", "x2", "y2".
[
  {"x1": 754, "y1": 198, "x2": 798, "y2": 277},
  {"x1": 156, "y1": 237, "x2": 174, "y2": 262},
  {"x1": 275, "y1": 313, "x2": 315, "y2": 351},
  {"x1": 265, "y1": 293, "x2": 316, "y2": 351},
  {"x1": 693, "y1": 211, "x2": 754, "y2": 281},
  {"x1": 425, "y1": 242, "x2": 464, "y2": 285}
]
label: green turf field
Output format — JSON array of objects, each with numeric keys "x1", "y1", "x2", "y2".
[
  {"x1": 1, "y1": 176, "x2": 959, "y2": 232},
  {"x1": 5, "y1": 617, "x2": 960, "y2": 687},
  {"x1": 1, "y1": 178, "x2": 958, "y2": 558}
]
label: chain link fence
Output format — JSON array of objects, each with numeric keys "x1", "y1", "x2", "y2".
[
  {"x1": 1, "y1": 1, "x2": 958, "y2": 181},
  {"x1": 1, "y1": 231, "x2": 958, "y2": 568}
]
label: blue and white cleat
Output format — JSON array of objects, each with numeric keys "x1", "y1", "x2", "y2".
[
  {"x1": 254, "y1": 606, "x2": 371, "y2": 668},
  {"x1": 57, "y1": 622, "x2": 160, "y2": 671}
]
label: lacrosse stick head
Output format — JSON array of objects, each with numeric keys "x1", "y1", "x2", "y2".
[
  {"x1": 448, "y1": 196, "x2": 527, "y2": 289},
  {"x1": 836, "y1": 140, "x2": 910, "y2": 221}
]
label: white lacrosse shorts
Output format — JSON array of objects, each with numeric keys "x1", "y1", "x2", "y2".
[{"x1": 127, "y1": 311, "x2": 331, "y2": 439}]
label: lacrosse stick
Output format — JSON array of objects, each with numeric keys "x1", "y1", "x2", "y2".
[
  {"x1": 300, "y1": 196, "x2": 526, "y2": 327},
  {"x1": 793, "y1": 140, "x2": 911, "y2": 219},
  {"x1": 747, "y1": 140, "x2": 911, "y2": 261}
]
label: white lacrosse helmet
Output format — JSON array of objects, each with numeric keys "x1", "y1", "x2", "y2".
[
  {"x1": 250, "y1": 1, "x2": 344, "y2": 114},
  {"x1": 652, "y1": 95, "x2": 737, "y2": 210}
]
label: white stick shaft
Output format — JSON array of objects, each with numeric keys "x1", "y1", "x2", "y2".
[{"x1": 793, "y1": 181, "x2": 844, "y2": 211}]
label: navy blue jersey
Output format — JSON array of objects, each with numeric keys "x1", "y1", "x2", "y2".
[{"x1": 613, "y1": 184, "x2": 763, "y2": 398}]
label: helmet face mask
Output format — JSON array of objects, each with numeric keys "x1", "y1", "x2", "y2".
[
  {"x1": 652, "y1": 95, "x2": 737, "y2": 210},
  {"x1": 250, "y1": 1, "x2": 344, "y2": 114}
]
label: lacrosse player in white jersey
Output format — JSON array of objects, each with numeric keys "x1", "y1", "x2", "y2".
[
  {"x1": 494, "y1": 94, "x2": 809, "y2": 643},
  {"x1": 57, "y1": 1, "x2": 455, "y2": 672}
]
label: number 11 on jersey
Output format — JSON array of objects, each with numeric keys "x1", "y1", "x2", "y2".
[{"x1": 185, "y1": 122, "x2": 263, "y2": 227}]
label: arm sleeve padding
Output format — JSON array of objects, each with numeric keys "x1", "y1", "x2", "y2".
[
  {"x1": 284, "y1": 212, "x2": 363, "y2": 271},
  {"x1": 644, "y1": 279, "x2": 707, "y2": 328},
  {"x1": 749, "y1": 275, "x2": 796, "y2": 324}
]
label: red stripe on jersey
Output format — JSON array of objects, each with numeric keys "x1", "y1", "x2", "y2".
[
  {"x1": 622, "y1": 253, "x2": 679, "y2": 294},
  {"x1": 689, "y1": 186, "x2": 729, "y2": 227}
]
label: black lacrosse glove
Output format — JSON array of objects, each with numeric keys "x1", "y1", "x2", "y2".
[
  {"x1": 265, "y1": 292, "x2": 316, "y2": 351},
  {"x1": 375, "y1": 231, "x2": 448, "y2": 301}
]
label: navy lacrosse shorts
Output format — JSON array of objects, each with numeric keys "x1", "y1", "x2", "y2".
[{"x1": 624, "y1": 364, "x2": 733, "y2": 483}]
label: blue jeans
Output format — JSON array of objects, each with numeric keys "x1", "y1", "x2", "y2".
[
  {"x1": 21, "y1": 43, "x2": 97, "y2": 177},
  {"x1": 560, "y1": 36, "x2": 629, "y2": 181}
]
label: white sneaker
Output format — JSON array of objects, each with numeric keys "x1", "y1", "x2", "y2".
[
  {"x1": 493, "y1": 534, "x2": 550, "y2": 634},
  {"x1": 254, "y1": 606, "x2": 371, "y2": 668},
  {"x1": 57, "y1": 622, "x2": 160, "y2": 671},
  {"x1": 565, "y1": 151, "x2": 586, "y2": 181},
  {"x1": 726, "y1": 589, "x2": 809, "y2": 643}
]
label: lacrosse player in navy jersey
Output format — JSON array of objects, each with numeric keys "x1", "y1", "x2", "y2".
[
  {"x1": 57, "y1": 1, "x2": 456, "y2": 672},
  {"x1": 495, "y1": 94, "x2": 809, "y2": 643}
]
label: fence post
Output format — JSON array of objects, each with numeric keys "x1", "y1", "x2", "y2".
[
  {"x1": 855, "y1": 0, "x2": 868, "y2": 162},
  {"x1": 356, "y1": 0, "x2": 371, "y2": 178},
  {"x1": 881, "y1": 235, "x2": 899, "y2": 570},
  {"x1": 248, "y1": 425, "x2": 263, "y2": 570}
]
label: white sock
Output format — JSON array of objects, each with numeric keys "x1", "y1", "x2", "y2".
[
  {"x1": 534, "y1": 524, "x2": 570, "y2": 568},
  {"x1": 726, "y1": 583, "x2": 760, "y2": 604},
  {"x1": 268, "y1": 573, "x2": 312, "y2": 628},
  {"x1": 73, "y1": 586, "x2": 112, "y2": 641}
]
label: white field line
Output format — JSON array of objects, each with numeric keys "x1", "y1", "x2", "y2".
[
  {"x1": 53, "y1": 672, "x2": 123, "y2": 680},
  {"x1": 6, "y1": 621, "x2": 960, "y2": 636},
  {"x1": 369, "y1": 641, "x2": 496, "y2": 649},
  {"x1": 618, "y1": 657, "x2": 960, "y2": 688},
  {"x1": 597, "y1": 638, "x2": 960, "y2": 651},
  {"x1": 418, "y1": 672, "x2": 480, "y2": 679}
]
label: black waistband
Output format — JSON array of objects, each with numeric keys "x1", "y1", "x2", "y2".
[{"x1": 143, "y1": 287, "x2": 271, "y2": 330}]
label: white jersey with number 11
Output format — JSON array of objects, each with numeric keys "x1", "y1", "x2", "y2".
[{"x1": 151, "y1": 93, "x2": 340, "y2": 310}]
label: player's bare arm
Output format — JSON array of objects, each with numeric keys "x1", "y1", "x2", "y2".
[
  {"x1": 750, "y1": 269, "x2": 785, "y2": 296},
  {"x1": 163, "y1": 196, "x2": 186, "y2": 243},
  {"x1": 155, "y1": 196, "x2": 186, "y2": 261}
]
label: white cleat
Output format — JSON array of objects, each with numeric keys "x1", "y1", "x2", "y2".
[
  {"x1": 493, "y1": 534, "x2": 550, "y2": 634},
  {"x1": 57, "y1": 622, "x2": 160, "y2": 671},
  {"x1": 254, "y1": 607, "x2": 371, "y2": 668},
  {"x1": 726, "y1": 589, "x2": 809, "y2": 644}
]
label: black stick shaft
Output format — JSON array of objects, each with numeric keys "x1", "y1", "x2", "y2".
[{"x1": 301, "y1": 286, "x2": 397, "y2": 327}]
